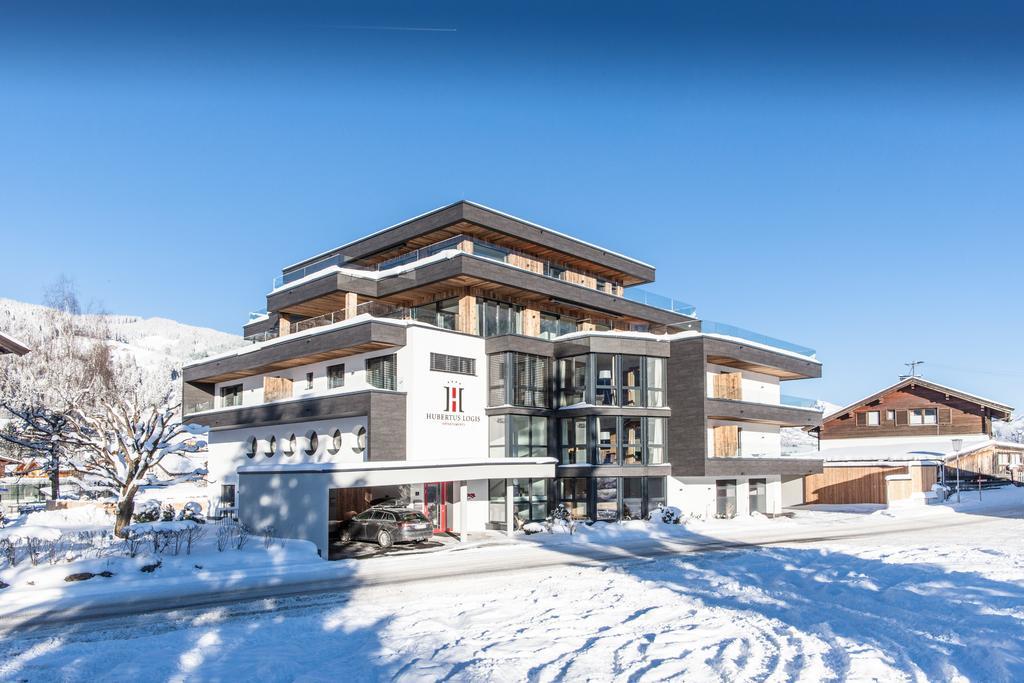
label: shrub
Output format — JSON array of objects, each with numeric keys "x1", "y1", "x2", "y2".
[
  {"x1": 184, "y1": 524, "x2": 207, "y2": 555},
  {"x1": 161, "y1": 504, "x2": 176, "y2": 522},
  {"x1": 650, "y1": 503, "x2": 682, "y2": 525},
  {"x1": 133, "y1": 500, "x2": 161, "y2": 524},
  {"x1": 177, "y1": 502, "x2": 206, "y2": 524}
]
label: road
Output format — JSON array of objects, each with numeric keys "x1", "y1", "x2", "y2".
[{"x1": 3, "y1": 500, "x2": 1019, "y2": 635}]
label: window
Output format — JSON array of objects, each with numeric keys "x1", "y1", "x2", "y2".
[
  {"x1": 909, "y1": 408, "x2": 938, "y2": 425},
  {"x1": 594, "y1": 354, "x2": 616, "y2": 406},
  {"x1": 413, "y1": 297, "x2": 459, "y2": 330},
  {"x1": 886, "y1": 410, "x2": 896, "y2": 422},
  {"x1": 556, "y1": 478, "x2": 589, "y2": 520},
  {"x1": 749, "y1": 478, "x2": 767, "y2": 514},
  {"x1": 353, "y1": 426, "x2": 367, "y2": 455},
  {"x1": 646, "y1": 357, "x2": 666, "y2": 407},
  {"x1": 283, "y1": 433, "x2": 296, "y2": 455},
  {"x1": 304, "y1": 431, "x2": 319, "y2": 456},
  {"x1": 220, "y1": 484, "x2": 236, "y2": 505},
  {"x1": 305, "y1": 372, "x2": 314, "y2": 390},
  {"x1": 716, "y1": 480, "x2": 737, "y2": 518},
  {"x1": 622, "y1": 478, "x2": 643, "y2": 520},
  {"x1": 620, "y1": 355, "x2": 643, "y2": 407},
  {"x1": 244, "y1": 436, "x2": 257, "y2": 459},
  {"x1": 558, "y1": 417, "x2": 588, "y2": 465},
  {"x1": 540, "y1": 312, "x2": 578, "y2": 340},
  {"x1": 488, "y1": 479, "x2": 507, "y2": 526},
  {"x1": 511, "y1": 478, "x2": 549, "y2": 524},
  {"x1": 477, "y1": 299, "x2": 522, "y2": 337},
  {"x1": 265, "y1": 436, "x2": 277, "y2": 458},
  {"x1": 327, "y1": 364, "x2": 345, "y2": 389},
  {"x1": 220, "y1": 384, "x2": 243, "y2": 408},
  {"x1": 488, "y1": 354, "x2": 507, "y2": 406},
  {"x1": 597, "y1": 417, "x2": 618, "y2": 464},
  {"x1": 513, "y1": 354, "x2": 549, "y2": 408},
  {"x1": 622, "y1": 418, "x2": 643, "y2": 465},
  {"x1": 327, "y1": 429, "x2": 343, "y2": 456},
  {"x1": 509, "y1": 415, "x2": 547, "y2": 458},
  {"x1": 865, "y1": 411, "x2": 880, "y2": 426},
  {"x1": 556, "y1": 355, "x2": 587, "y2": 407},
  {"x1": 430, "y1": 352, "x2": 476, "y2": 375},
  {"x1": 647, "y1": 418, "x2": 666, "y2": 464},
  {"x1": 647, "y1": 477, "x2": 667, "y2": 511},
  {"x1": 366, "y1": 354, "x2": 397, "y2": 390},
  {"x1": 595, "y1": 477, "x2": 618, "y2": 521},
  {"x1": 488, "y1": 416, "x2": 506, "y2": 458}
]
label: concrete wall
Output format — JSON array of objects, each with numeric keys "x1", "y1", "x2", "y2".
[
  {"x1": 239, "y1": 470, "x2": 331, "y2": 557},
  {"x1": 780, "y1": 474, "x2": 805, "y2": 507},
  {"x1": 667, "y1": 474, "x2": 782, "y2": 521}
]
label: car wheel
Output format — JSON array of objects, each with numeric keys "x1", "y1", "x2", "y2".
[{"x1": 377, "y1": 530, "x2": 393, "y2": 548}]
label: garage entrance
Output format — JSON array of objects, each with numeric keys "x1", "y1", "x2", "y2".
[{"x1": 328, "y1": 487, "x2": 372, "y2": 543}]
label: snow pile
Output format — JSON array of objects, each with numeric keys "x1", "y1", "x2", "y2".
[{"x1": 22, "y1": 505, "x2": 113, "y2": 530}]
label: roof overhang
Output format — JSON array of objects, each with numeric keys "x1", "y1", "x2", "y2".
[
  {"x1": 0, "y1": 332, "x2": 30, "y2": 356},
  {"x1": 238, "y1": 457, "x2": 557, "y2": 487}
]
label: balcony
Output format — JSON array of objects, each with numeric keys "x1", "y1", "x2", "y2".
[
  {"x1": 702, "y1": 321, "x2": 816, "y2": 359},
  {"x1": 622, "y1": 288, "x2": 696, "y2": 317},
  {"x1": 706, "y1": 398, "x2": 822, "y2": 427},
  {"x1": 243, "y1": 301, "x2": 459, "y2": 345}
]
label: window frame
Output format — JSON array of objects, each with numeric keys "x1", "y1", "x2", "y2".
[{"x1": 366, "y1": 354, "x2": 397, "y2": 391}]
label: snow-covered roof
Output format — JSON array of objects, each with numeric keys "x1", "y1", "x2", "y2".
[
  {"x1": 813, "y1": 434, "x2": 1024, "y2": 463},
  {"x1": 822, "y1": 377, "x2": 1014, "y2": 423},
  {"x1": 283, "y1": 200, "x2": 654, "y2": 273}
]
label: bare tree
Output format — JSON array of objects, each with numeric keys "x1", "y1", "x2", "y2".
[{"x1": 64, "y1": 386, "x2": 205, "y2": 536}]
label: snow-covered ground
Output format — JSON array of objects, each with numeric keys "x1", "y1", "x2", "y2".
[{"x1": 2, "y1": 487, "x2": 1023, "y2": 681}]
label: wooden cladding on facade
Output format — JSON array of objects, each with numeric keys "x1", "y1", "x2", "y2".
[
  {"x1": 804, "y1": 465, "x2": 906, "y2": 504},
  {"x1": 712, "y1": 425, "x2": 740, "y2": 457},
  {"x1": 263, "y1": 376, "x2": 293, "y2": 403},
  {"x1": 712, "y1": 372, "x2": 743, "y2": 400},
  {"x1": 820, "y1": 384, "x2": 992, "y2": 440}
]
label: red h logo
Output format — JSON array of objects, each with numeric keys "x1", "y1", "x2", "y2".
[{"x1": 444, "y1": 386, "x2": 464, "y2": 413}]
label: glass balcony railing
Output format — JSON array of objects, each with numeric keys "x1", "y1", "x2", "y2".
[
  {"x1": 781, "y1": 395, "x2": 823, "y2": 409},
  {"x1": 248, "y1": 308, "x2": 268, "y2": 322},
  {"x1": 701, "y1": 321, "x2": 816, "y2": 358},
  {"x1": 622, "y1": 288, "x2": 696, "y2": 317},
  {"x1": 273, "y1": 233, "x2": 698, "y2": 320}
]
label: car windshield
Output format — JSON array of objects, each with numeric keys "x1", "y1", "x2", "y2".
[{"x1": 398, "y1": 512, "x2": 429, "y2": 522}]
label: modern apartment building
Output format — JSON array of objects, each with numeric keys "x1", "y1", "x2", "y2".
[{"x1": 182, "y1": 201, "x2": 823, "y2": 557}]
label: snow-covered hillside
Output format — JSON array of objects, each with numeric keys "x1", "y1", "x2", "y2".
[
  {"x1": 0, "y1": 297, "x2": 241, "y2": 383},
  {"x1": 781, "y1": 400, "x2": 841, "y2": 454}
]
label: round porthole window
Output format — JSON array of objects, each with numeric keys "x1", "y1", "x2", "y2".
[
  {"x1": 304, "y1": 431, "x2": 319, "y2": 456},
  {"x1": 327, "y1": 429, "x2": 343, "y2": 456},
  {"x1": 245, "y1": 436, "x2": 257, "y2": 459},
  {"x1": 353, "y1": 426, "x2": 367, "y2": 455},
  {"x1": 283, "y1": 433, "x2": 296, "y2": 456},
  {"x1": 266, "y1": 436, "x2": 277, "y2": 458}
]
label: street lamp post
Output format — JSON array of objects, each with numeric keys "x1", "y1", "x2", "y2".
[{"x1": 952, "y1": 438, "x2": 963, "y2": 503}]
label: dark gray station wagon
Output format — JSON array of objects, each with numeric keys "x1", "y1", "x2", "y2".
[{"x1": 339, "y1": 506, "x2": 434, "y2": 547}]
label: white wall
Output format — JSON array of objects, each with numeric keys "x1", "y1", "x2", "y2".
[
  {"x1": 400, "y1": 326, "x2": 489, "y2": 463},
  {"x1": 706, "y1": 420, "x2": 782, "y2": 458},
  {"x1": 667, "y1": 475, "x2": 783, "y2": 520},
  {"x1": 207, "y1": 416, "x2": 368, "y2": 486},
  {"x1": 705, "y1": 363, "x2": 780, "y2": 404}
]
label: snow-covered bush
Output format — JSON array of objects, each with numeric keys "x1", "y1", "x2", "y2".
[
  {"x1": 161, "y1": 504, "x2": 175, "y2": 522},
  {"x1": 649, "y1": 503, "x2": 683, "y2": 525},
  {"x1": 177, "y1": 501, "x2": 205, "y2": 524},
  {"x1": 133, "y1": 499, "x2": 161, "y2": 524}
]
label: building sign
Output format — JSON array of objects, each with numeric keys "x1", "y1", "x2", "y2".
[{"x1": 426, "y1": 380, "x2": 481, "y2": 426}]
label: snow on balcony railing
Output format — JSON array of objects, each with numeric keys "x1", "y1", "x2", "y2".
[
  {"x1": 702, "y1": 321, "x2": 816, "y2": 359},
  {"x1": 622, "y1": 288, "x2": 696, "y2": 317},
  {"x1": 781, "y1": 395, "x2": 824, "y2": 410}
]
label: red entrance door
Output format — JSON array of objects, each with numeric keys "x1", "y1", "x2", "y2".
[{"x1": 424, "y1": 482, "x2": 452, "y2": 533}]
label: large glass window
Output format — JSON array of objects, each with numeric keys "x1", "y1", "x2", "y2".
[
  {"x1": 647, "y1": 417, "x2": 666, "y2": 464},
  {"x1": 648, "y1": 477, "x2": 667, "y2": 510},
  {"x1": 621, "y1": 417, "x2": 643, "y2": 465},
  {"x1": 620, "y1": 355, "x2": 643, "y2": 407},
  {"x1": 512, "y1": 478, "x2": 549, "y2": 524},
  {"x1": 646, "y1": 357, "x2": 666, "y2": 408},
  {"x1": 558, "y1": 417, "x2": 588, "y2": 465},
  {"x1": 557, "y1": 356, "x2": 587, "y2": 407},
  {"x1": 366, "y1": 354, "x2": 397, "y2": 390},
  {"x1": 594, "y1": 354, "x2": 616, "y2": 406},
  {"x1": 596, "y1": 417, "x2": 618, "y2": 464},
  {"x1": 513, "y1": 354, "x2": 549, "y2": 408},
  {"x1": 509, "y1": 415, "x2": 547, "y2": 457},
  {"x1": 540, "y1": 312, "x2": 578, "y2": 340},
  {"x1": 488, "y1": 479, "x2": 507, "y2": 526},
  {"x1": 220, "y1": 384, "x2": 243, "y2": 408},
  {"x1": 716, "y1": 479, "x2": 737, "y2": 518},
  {"x1": 488, "y1": 416, "x2": 506, "y2": 458},
  {"x1": 413, "y1": 297, "x2": 459, "y2": 330},
  {"x1": 477, "y1": 299, "x2": 522, "y2": 337},
  {"x1": 749, "y1": 478, "x2": 767, "y2": 515},
  {"x1": 556, "y1": 478, "x2": 589, "y2": 520},
  {"x1": 595, "y1": 477, "x2": 618, "y2": 521},
  {"x1": 622, "y1": 478, "x2": 644, "y2": 520}
]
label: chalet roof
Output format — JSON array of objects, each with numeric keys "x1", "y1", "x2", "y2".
[
  {"x1": 821, "y1": 377, "x2": 1014, "y2": 423},
  {"x1": 0, "y1": 331, "x2": 30, "y2": 356}
]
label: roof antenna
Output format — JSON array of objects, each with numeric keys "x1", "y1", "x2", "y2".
[{"x1": 900, "y1": 360, "x2": 924, "y2": 380}]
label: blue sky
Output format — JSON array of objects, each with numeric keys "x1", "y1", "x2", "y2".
[{"x1": 2, "y1": 1, "x2": 1023, "y2": 410}]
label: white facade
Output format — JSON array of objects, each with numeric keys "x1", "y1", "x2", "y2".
[
  {"x1": 705, "y1": 363, "x2": 781, "y2": 404},
  {"x1": 668, "y1": 475, "x2": 784, "y2": 521},
  {"x1": 705, "y1": 420, "x2": 783, "y2": 458}
]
